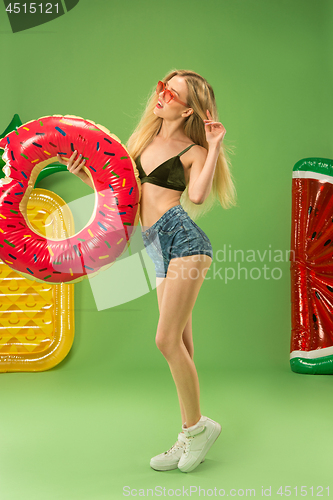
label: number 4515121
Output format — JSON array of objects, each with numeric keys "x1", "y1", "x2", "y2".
[
  {"x1": 6, "y1": 3, "x2": 59, "y2": 14},
  {"x1": 276, "y1": 486, "x2": 330, "y2": 496}
]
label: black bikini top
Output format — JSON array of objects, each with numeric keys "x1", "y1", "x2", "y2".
[{"x1": 135, "y1": 144, "x2": 196, "y2": 192}]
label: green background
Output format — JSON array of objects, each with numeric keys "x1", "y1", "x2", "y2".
[{"x1": 1, "y1": 0, "x2": 333, "y2": 498}]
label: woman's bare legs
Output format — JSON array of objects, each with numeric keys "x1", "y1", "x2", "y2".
[
  {"x1": 156, "y1": 277, "x2": 194, "y2": 427},
  {"x1": 155, "y1": 255, "x2": 212, "y2": 428}
]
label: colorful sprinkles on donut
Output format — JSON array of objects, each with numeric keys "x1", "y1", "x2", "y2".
[{"x1": 0, "y1": 114, "x2": 141, "y2": 284}]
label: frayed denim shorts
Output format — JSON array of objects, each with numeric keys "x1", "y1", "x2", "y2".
[{"x1": 141, "y1": 204, "x2": 213, "y2": 278}]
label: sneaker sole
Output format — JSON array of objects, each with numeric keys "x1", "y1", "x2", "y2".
[
  {"x1": 178, "y1": 423, "x2": 221, "y2": 473},
  {"x1": 150, "y1": 457, "x2": 205, "y2": 472},
  {"x1": 150, "y1": 462, "x2": 179, "y2": 471}
]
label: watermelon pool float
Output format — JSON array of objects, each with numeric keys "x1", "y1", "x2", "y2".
[{"x1": 290, "y1": 157, "x2": 333, "y2": 374}]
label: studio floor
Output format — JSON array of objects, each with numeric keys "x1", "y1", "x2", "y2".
[{"x1": 0, "y1": 363, "x2": 331, "y2": 499}]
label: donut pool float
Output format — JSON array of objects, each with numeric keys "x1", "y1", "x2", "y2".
[{"x1": 0, "y1": 114, "x2": 141, "y2": 284}]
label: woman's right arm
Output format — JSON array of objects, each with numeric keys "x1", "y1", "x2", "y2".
[{"x1": 57, "y1": 150, "x2": 94, "y2": 189}]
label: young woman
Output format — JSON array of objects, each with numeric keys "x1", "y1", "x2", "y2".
[{"x1": 57, "y1": 69, "x2": 236, "y2": 473}]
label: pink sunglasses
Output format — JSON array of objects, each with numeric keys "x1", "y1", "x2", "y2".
[{"x1": 156, "y1": 80, "x2": 188, "y2": 107}]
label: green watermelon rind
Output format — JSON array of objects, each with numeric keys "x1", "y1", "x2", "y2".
[
  {"x1": 290, "y1": 355, "x2": 333, "y2": 375},
  {"x1": 293, "y1": 157, "x2": 333, "y2": 177}
]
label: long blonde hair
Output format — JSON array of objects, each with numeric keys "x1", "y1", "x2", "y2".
[{"x1": 126, "y1": 69, "x2": 237, "y2": 221}]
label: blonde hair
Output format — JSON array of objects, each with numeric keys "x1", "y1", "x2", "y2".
[{"x1": 126, "y1": 69, "x2": 237, "y2": 221}]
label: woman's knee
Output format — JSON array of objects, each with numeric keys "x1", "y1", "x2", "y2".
[
  {"x1": 155, "y1": 332, "x2": 181, "y2": 357},
  {"x1": 155, "y1": 332, "x2": 193, "y2": 359},
  {"x1": 155, "y1": 333, "x2": 171, "y2": 356}
]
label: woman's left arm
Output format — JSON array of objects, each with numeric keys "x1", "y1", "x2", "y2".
[{"x1": 188, "y1": 110, "x2": 226, "y2": 204}]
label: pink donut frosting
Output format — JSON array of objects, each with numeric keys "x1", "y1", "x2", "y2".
[{"x1": 0, "y1": 115, "x2": 140, "y2": 284}]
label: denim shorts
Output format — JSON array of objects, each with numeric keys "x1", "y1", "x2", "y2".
[{"x1": 141, "y1": 204, "x2": 213, "y2": 278}]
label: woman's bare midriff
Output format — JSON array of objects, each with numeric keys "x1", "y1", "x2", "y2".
[
  {"x1": 139, "y1": 183, "x2": 183, "y2": 229},
  {"x1": 137, "y1": 137, "x2": 195, "y2": 228}
]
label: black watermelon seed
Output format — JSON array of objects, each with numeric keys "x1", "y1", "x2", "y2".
[
  {"x1": 308, "y1": 206, "x2": 312, "y2": 214},
  {"x1": 327, "y1": 285, "x2": 333, "y2": 292},
  {"x1": 313, "y1": 314, "x2": 317, "y2": 322},
  {"x1": 311, "y1": 232, "x2": 317, "y2": 239},
  {"x1": 324, "y1": 240, "x2": 331, "y2": 246},
  {"x1": 104, "y1": 138, "x2": 112, "y2": 144},
  {"x1": 315, "y1": 291, "x2": 320, "y2": 299}
]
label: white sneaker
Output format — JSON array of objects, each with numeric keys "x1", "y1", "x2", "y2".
[
  {"x1": 150, "y1": 432, "x2": 205, "y2": 471},
  {"x1": 178, "y1": 416, "x2": 221, "y2": 473}
]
